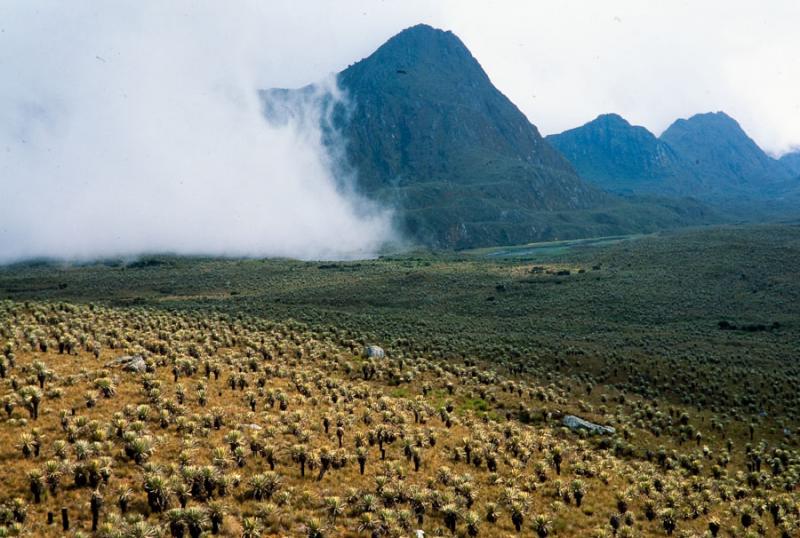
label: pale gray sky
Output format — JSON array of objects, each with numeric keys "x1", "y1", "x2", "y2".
[
  {"x1": 257, "y1": 0, "x2": 800, "y2": 155},
  {"x1": 438, "y1": 0, "x2": 800, "y2": 155},
  {"x1": 0, "y1": 1, "x2": 797, "y2": 261}
]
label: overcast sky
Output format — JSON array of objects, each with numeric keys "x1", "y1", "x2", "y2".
[
  {"x1": 262, "y1": 0, "x2": 800, "y2": 155},
  {"x1": 1, "y1": 1, "x2": 797, "y2": 262}
]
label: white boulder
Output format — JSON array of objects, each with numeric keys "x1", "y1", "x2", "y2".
[
  {"x1": 563, "y1": 415, "x2": 615, "y2": 435},
  {"x1": 362, "y1": 345, "x2": 385, "y2": 359}
]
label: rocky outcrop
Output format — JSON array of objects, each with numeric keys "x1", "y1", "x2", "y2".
[
  {"x1": 562, "y1": 415, "x2": 615, "y2": 435},
  {"x1": 362, "y1": 345, "x2": 385, "y2": 359},
  {"x1": 106, "y1": 355, "x2": 147, "y2": 373}
]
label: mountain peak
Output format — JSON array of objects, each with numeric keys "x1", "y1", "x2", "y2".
[
  {"x1": 381, "y1": 23, "x2": 463, "y2": 50},
  {"x1": 593, "y1": 113, "x2": 631, "y2": 127},
  {"x1": 661, "y1": 111, "x2": 754, "y2": 149},
  {"x1": 392, "y1": 23, "x2": 453, "y2": 39},
  {"x1": 661, "y1": 111, "x2": 791, "y2": 192},
  {"x1": 328, "y1": 24, "x2": 609, "y2": 246},
  {"x1": 693, "y1": 111, "x2": 733, "y2": 120},
  {"x1": 334, "y1": 24, "x2": 591, "y2": 195},
  {"x1": 343, "y1": 23, "x2": 483, "y2": 87},
  {"x1": 547, "y1": 113, "x2": 682, "y2": 193},
  {"x1": 664, "y1": 111, "x2": 739, "y2": 133}
]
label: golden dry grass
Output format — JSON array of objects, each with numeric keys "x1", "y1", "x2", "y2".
[{"x1": 0, "y1": 300, "x2": 797, "y2": 537}]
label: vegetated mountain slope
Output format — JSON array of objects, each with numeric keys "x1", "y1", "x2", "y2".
[
  {"x1": 262, "y1": 25, "x2": 714, "y2": 249},
  {"x1": 333, "y1": 25, "x2": 593, "y2": 201},
  {"x1": 546, "y1": 114, "x2": 689, "y2": 195},
  {"x1": 780, "y1": 150, "x2": 800, "y2": 175},
  {"x1": 548, "y1": 111, "x2": 798, "y2": 209},
  {"x1": 780, "y1": 150, "x2": 800, "y2": 195},
  {"x1": 659, "y1": 111, "x2": 793, "y2": 199},
  {"x1": 778, "y1": 151, "x2": 800, "y2": 204}
]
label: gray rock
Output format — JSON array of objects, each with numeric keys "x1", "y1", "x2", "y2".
[
  {"x1": 106, "y1": 355, "x2": 147, "y2": 373},
  {"x1": 562, "y1": 415, "x2": 615, "y2": 435},
  {"x1": 362, "y1": 345, "x2": 385, "y2": 359},
  {"x1": 124, "y1": 357, "x2": 147, "y2": 373}
]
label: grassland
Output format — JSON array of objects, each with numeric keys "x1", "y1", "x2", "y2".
[{"x1": 0, "y1": 223, "x2": 798, "y2": 536}]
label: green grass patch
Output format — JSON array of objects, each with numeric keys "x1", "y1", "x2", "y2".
[{"x1": 459, "y1": 397, "x2": 489, "y2": 413}]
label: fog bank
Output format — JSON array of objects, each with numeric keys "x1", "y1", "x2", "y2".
[{"x1": 0, "y1": 3, "x2": 396, "y2": 263}]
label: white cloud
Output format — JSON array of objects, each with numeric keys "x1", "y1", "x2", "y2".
[{"x1": 0, "y1": 1, "x2": 400, "y2": 262}]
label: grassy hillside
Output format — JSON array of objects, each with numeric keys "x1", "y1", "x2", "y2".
[{"x1": 0, "y1": 223, "x2": 799, "y2": 536}]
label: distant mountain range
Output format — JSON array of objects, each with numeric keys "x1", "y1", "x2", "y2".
[
  {"x1": 546, "y1": 113, "x2": 688, "y2": 196},
  {"x1": 261, "y1": 24, "x2": 798, "y2": 248},
  {"x1": 548, "y1": 111, "x2": 799, "y2": 206}
]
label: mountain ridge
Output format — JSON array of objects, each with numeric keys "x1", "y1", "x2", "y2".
[
  {"x1": 261, "y1": 24, "x2": 720, "y2": 248},
  {"x1": 546, "y1": 113, "x2": 689, "y2": 195},
  {"x1": 548, "y1": 110, "x2": 796, "y2": 207},
  {"x1": 659, "y1": 111, "x2": 792, "y2": 197},
  {"x1": 331, "y1": 24, "x2": 604, "y2": 206}
]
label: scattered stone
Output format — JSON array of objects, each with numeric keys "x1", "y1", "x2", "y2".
[
  {"x1": 106, "y1": 355, "x2": 147, "y2": 373},
  {"x1": 562, "y1": 415, "x2": 615, "y2": 435},
  {"x1": 362, "y1": 345, "x2": 385, "y2": 359}
]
